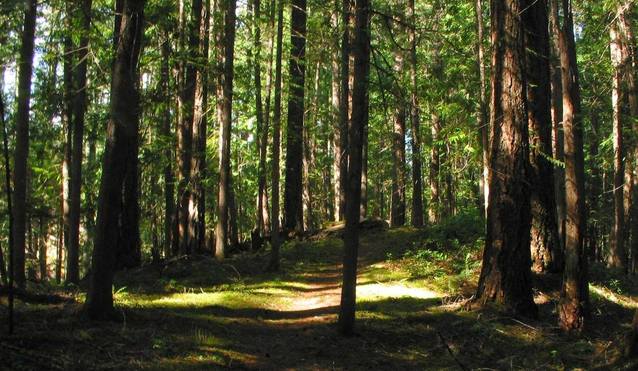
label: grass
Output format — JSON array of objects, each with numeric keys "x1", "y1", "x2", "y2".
[{"x1": 1, "y1": 215, "x2": 638, "y2": 369}]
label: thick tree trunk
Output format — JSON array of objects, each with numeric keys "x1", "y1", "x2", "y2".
[
  {"x1": 12, "y1": 0, "x2": 37, "y2": 289},
  {"x1": 268, "y1": 0, "x2": 284, "y2": 271},
  {"x1": 475, "y1": 0, "x2": 537, "y2": 318},
  {"x1": 557, "y1": 0, "x2": 588, "y2": 333},
  {"x1": 339, "y1": 0, "x2": 369, "y2": 336},
  {"x1": 408, "y1": 0, "x2": 423, "y2": 227},
  {"x1": 215, "y1": 0, "x2": 237, "y2": 260},
  {"x1": 85, "y1": 0, "x2": 145, "y2": 320},
  {"x1": 283, "y1": 0, "x2": 307, "y2": 234},
  {"x1": 67, "y1": 0, "x2": 93, "y2": 283},
  {"x1": 523, "y1": 0, "x2": 562, "y2": 273}
]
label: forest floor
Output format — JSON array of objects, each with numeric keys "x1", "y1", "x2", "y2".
[{"x1": 2, "y1": 217, "x2": 638, "y2": 370}]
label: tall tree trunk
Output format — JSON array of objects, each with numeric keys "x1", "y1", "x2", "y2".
[
  {"x1": 339, "y1": 0, "x2": 369, "y2": 336},
  {"x1": 475, "y1": 0, "x2": 537, "y2": 318},
  {"x1": 283, "y1": 0, "x2": 307, "y2": 234},
  {"x1": 190, "y1": 0, "x2": 210, "y2": 253},
  {"x1": 557, "y1": 0, "x2": 588, "y2": 333},
  {"x1": 12, "y1": 0, "x2": 37, "y2": 289},
  {"x1": 215, "y1": 0, "x2": 237, "y2": 260},
  {"x1": 331, "y1": 0, "x2": 342, "y2": 222},
  {"x1": 85, "y1": 0, "x2": 145, "y2": 320},
  {"x1": 253, "y1": 0, "x2": 268, "y2": 237},
  {"x1": 549, "y1": 0, "x2": 566, "y2": 254},
  {"x1": 610, "y1": 19, "x2": 627, "y2": 271},
  {"x1": 268, "y1": 0, "x2": 284, "y2": 271},
  {"x1": 429, "y1": 44, "x2": 443, "y2": 225},
  {"x1": 160, "y1": 33, "x2": 175, "y2": 258},
  {"x1": 408, "y1": 0, "x2": 423, "y2": 227},
  {"x1": 62, "y1": 3, "x2": 74, "y2": 282},
  {"x1": 523, "y1": 0, "x2": 562, "y2": 273},
  {"x1": 67, "y1": 0, "x2": 92, "y2": 284},
  {"x1": 475, "y1": 0, "x2": 489, "y2": 219},
  {"x1": 337, "y1": 0, "x2": 350, "y2": 223},
  {"x1": 390, "y1": 48, "x2": 406, "y2": 227}
]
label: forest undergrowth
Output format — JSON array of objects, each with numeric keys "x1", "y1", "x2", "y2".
[{"x1": 1, "y1": 214, "x2": 638, "y2": 370}]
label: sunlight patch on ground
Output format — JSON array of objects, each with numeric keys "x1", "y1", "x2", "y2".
[
  {"x1": 590, "y1": 284, "x2": 638, "y2": 309},
  {"x1": 357, "y1": 283, "x2": 441, "y2": 300}
]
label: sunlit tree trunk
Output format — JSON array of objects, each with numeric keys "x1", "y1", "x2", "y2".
[
  {"x1": 609, "y1": 19, "x2": 627, "y2": 271},
  {"x1": 475, "y1": 0, "x2": 537, "y2": 318},
  {"x1": 390, "y1": 47, "x2": 406, "y2": 227},
  {"x1": 475, "y1": 0, "x2": 489, "y2": 219},
  {"x1": 268, "y1": 0, "x2": 284, "y2": 271},
  {"x1": 557, "y1": 0, "x2": 588, "y2": 333}
]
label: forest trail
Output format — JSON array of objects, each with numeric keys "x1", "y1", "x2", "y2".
[{"x1": 2, "y1": 225, "x2": 638, "y2": 369}]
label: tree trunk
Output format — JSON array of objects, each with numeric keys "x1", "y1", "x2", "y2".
[
  {"x1": 38, "y1": 217, "x2": 46, "y2": 281},
  {"x1": 339, "y1": 0, "x2": 369, "y2": 336},
  {"x1": 549, "y1": 0, "x2": 566, "y2": 254},
  {"x1": 215, "y1": 0, "x2": 237, "y2": 261},
  {"x1": 429, "y1": 44, "x2": 443, "y2": 225},
  {"x1": 390, "y1": 48, "x2": 406, "y2": 227},
  {"x1": 408, "y1": 0, "x2": 423, "y2": 227},
  {"x1": 160, "y1": 33, "x2": 175, "y2": 258},
  {"x1": 85, "y1": 0, "x2": 145, "y2": 320},
  {"x1": 268, "y1": 0, "x2": 284, "y2": 271},
  {"x1": 337, "y1": 0, "x2": 350, "y2": 223},
  {"x1": 67, "y1": 0, "x2": 92, "y2": 284},
  {"x1": 523, "y1": 0, "x2": 562, "y2": 273},
  {"x1": 610, "y1": 20, "x2": 627, "y2": 271},
  {"x1": 331, "y1": 0, "x2": 343, "y2": 222},
  {"x1": 12, "y1": 0, "x2": 37, "y2": 289},
  {"x1": 475, "y1": 0, "x2": 537, "y2": 318},
  {"x1": 557, "y1": 0, "x2": 588, "y2": 333},
  {"x1": 190, "y1": 0, "x2": 210, "y2": 253},
  {"x1": 475, "y1": 0, "x2": 489, "y2": 219},
  {"x1": 283, "y1": 0, "x2": 307, "y2": 234},
  {"x1": 253, "y1": 0, "x2": 267, "y2": 237}
]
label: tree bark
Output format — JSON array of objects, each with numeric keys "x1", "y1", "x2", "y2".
[
  {"x1": 85, "y1": 0, "x2": 145, "y2": 320},
  {"x1": 549, "y1": 0, "x2": 566, "y2": 254},
  {"x1": 337, "y1": 0, "x2": 350, "y2": 223},
  {"x1": 390, "y1": 48, "x2": 406, "y2": 227},
  {"x1": 268, "y1": 0, "x2": 284, "y2": 271},
  {"x1": 523, "y1": 0, "x2": 562, "y2": 273},
  {"x1": 610, "y1": 19, "x2": 627, "y2": 271},
  {"x1": 12, "y1": 0, "x2": 37, "y2": 289},
  {"x1": 189, "y1": 0, "x2": 210, "y2": 253},
  {"x1": 339, "y1": 0, "x2": 369, "y2": 336},
  {"x1": 475, "y1": 0, "x2": 489, "y2": 219},
  {"x1": 67, "y1": 0, "x2": 93, "y2": 283},
  {"x1": 557, "y1": 0, "x2": 588, "y2": 333},
  {"x1": 215, "y1": 0, "x2": 237, "y2": 260},
  {"x1": 429, "y1": 44, "x2": 443, "y2": 225},
  {"x1": 475, "y1": 0, "x2": 537, "y2": 318},
  {"x1": 283, "y1": 0, "x2": 307, "y2": 234},
  {"x1": 408, "y1": 0, "x2": 423, "y2": 227},
  {"x1": 160, "y1": 33, "x2": 175, "y2": 258}
]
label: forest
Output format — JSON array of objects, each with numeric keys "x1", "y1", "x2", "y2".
[{"x1": 2, "y1": 0, "x2": 638, "y2": 369}]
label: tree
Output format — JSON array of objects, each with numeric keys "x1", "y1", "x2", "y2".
[
  {"x1": 609, "y1": 14, "x2": 627, "y2": 271},
  {"x1": 523, "y1": 0, "x2": 562, "y2": 273},
  {"x1": 215, "y1": 0, "x2": 237, "y2": 260},
  {"x1": 85, "y1": 0, "x2": 145, "y2": 320},
  {"x1": 475, "y1": 0, "x2": 537, "y2": 318},
  {"x1": 67, "y1": 0, "x2": 93, "y2": 284},
  {"x1": 408, "y1": 0, "x2": 423, "y2": 227},
  {"x1": 283, "y1": 0, "x2": 307, "y2": 234},
  {"x1": 12, "y1": 0, "x2": 37, "y2": 289},
  {"x1": 557, "y1": 0, "x2": 588, "y2": 332},
  {"x1": 268, "y1": 0, "x2": 284, "y2": 271},
  {"x1": 390, "y1": 42, "x2": 406, "y2": 227},
  {"x1": 339, "y1": 0, "x2": 369, "y2": 336},
  {"x1": 475, "y1": 0, "x2": 488, "y2": 219}
]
